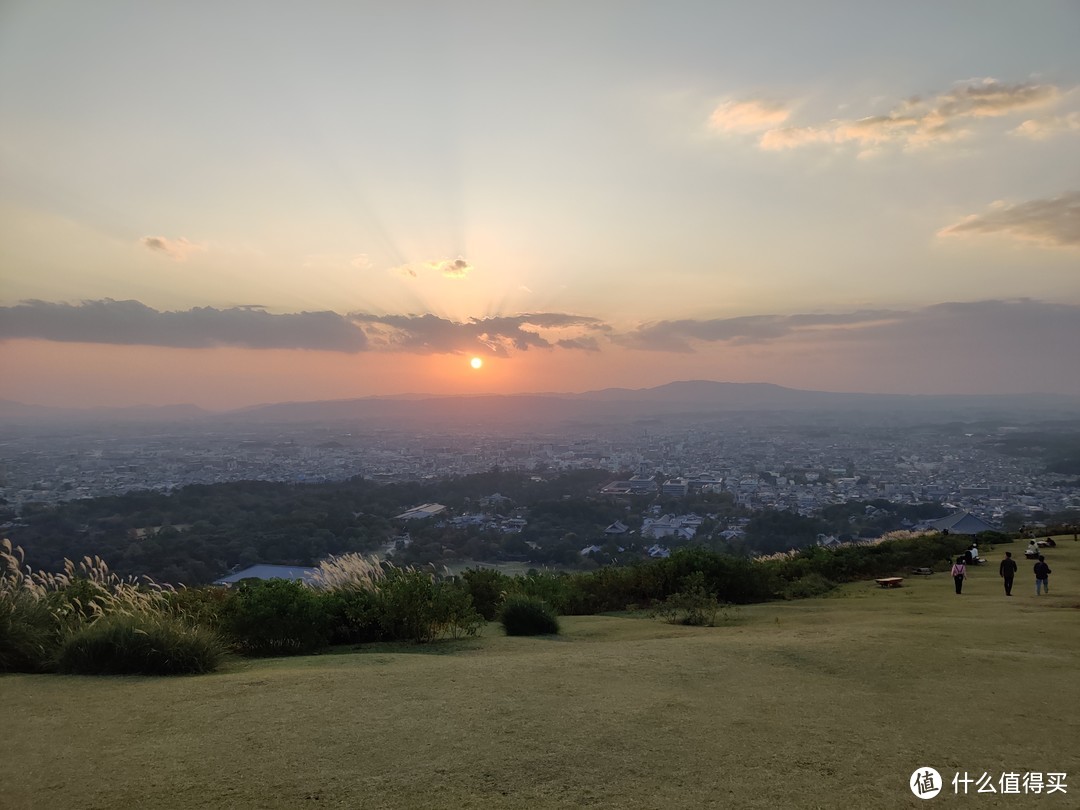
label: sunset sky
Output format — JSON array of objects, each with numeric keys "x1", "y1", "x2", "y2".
[{"x1": 2, "y1": 2, "x2": 1078, "y2": 408}]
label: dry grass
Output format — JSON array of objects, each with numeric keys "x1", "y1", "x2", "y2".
[
  {"x1": 3, "y1": 539, "x2": 1079, "y2": 809},
  {"x1": 2, "y1": 538, "x2": 172, "y2": 620},
  {"x1": 309, "y1": 552, "x2": 386, "y2": 592}
]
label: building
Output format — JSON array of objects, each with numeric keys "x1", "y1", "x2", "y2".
[
  {"x1": 927, "y1": 511, "x2": 997, "y2": 535},
  {"x1": 661, "y1": 478, "x2": 689, "y2": 497},
  {"x1": 213, "y1": 564, "x2": 319, "y2": 586},
  {"x1": 393, "y1": 503, "x2": 446, "y2": 520}
]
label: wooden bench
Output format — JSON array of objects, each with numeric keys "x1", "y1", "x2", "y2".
[{"x1": 875, "y1": 577, "x2": 904, "y2": 588}]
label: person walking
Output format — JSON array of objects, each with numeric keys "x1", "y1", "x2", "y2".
[
  {"x1": 1034, "y1": 555, "x2": 1052, "y2": 595},
  {"x1": 951, "y1": 556, "x2": 967, "y2": 595},
  {"x1": 999, "y1": 551, "x2": 1017, "y2": 596}
]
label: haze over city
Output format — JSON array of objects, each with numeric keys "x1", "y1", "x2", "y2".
[{"x1": 2, "y1": 2, "x2": 1079, "y2": 408}]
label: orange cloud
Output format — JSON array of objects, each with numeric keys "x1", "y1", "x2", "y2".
[
  {"x1": 749, "y1": 78, "x2": 1063, "y2": 153},
  {"x1": 708, "y1": 99, "x2": 791, "y2": 133},
  {"x1": 1012, "y1": 111, "x2": 1080, "y2": 140}
]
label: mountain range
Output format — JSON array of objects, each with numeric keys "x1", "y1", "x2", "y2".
[{"x1": 2, "y1": 381, "x2": 1078, "y2": 427}]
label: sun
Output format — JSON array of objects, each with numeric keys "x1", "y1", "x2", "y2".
[{"x1": 470, "y1": 356, "x2": 483, "y2": 370}]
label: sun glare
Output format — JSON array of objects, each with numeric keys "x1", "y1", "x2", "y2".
[{"x1": 470, "y1": 357, "x2": 483, "y2": 370}]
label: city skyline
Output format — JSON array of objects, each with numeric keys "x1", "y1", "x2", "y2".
[{"x1": 2, "y1": 2, "x2": 1079, "y2": 407}]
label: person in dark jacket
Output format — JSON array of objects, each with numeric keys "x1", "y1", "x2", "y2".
[
  {"x1": 1034, "y1": 556, "x2": 1052, "y2": 595},
  {"x1": 999, "y1": 551, "x2": 1017, "y2": 596}
]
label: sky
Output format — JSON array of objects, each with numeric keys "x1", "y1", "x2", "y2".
[{"x1": 1, "y1": 1, "x2": 1078, "y2": 409}]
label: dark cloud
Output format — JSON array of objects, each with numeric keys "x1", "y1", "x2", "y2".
[
  {"x1": 140, "y1": 236, "x2": 202, "y2": 260},
  {"x1": 556, "y1": 337, "x2": 601, "y2": 351},
  {"x1": 349, "y1": 313, "x2": 607, "y2": 356},
  {"x1": 0, "y1": 299, "x2": 369, "y2": 352},
  {"x1": 439, "y1": 257, "x2": 471, "y2": 278},
  {"x1": 614, "y1": 300, "x2": 1080, "y2": 355},
  {"x1": 0, "y1": 300, "x2": 610, "y2": 356},
  {"x1": 616, "y1": 310, "x2": 900, "y2": 352},
  {"x1": 938, "y1": 192, "x2": 1080, "y2": 247}
]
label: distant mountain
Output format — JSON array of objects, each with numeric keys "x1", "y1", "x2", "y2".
[
  {"x1": 2, "y1": 382, "x2": 1077, "y2": 427},
  {"x1": 224, "y1": 382, "x2": 1080, "y2": 427}
]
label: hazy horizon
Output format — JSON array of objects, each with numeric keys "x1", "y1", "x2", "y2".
[
  {"x1": 5, "y1": 377, "x2": 1080, "y2": 416},
  {"x1": 2, "y1": 2, "x2": 1078, "y2": 408}
]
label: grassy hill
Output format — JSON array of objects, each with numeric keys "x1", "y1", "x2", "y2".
[{"x1": 3, "y1": 541, "x2": 1078, "y2": 809}]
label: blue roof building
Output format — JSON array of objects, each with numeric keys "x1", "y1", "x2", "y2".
[{"x1": 213, "y1": 564, "x2": 319, "y2": 586}]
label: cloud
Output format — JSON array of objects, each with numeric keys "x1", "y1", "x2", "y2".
[
  {"x1": 392, "y1": 256, "x2": 474, "y2": 279},
  {"x1": 435, "y1": 257, "x2": 472, "y2": 279},
  {"x1": 0, "y1": 299, "x2": 369, "y2": 352},
  {"x1": 0, "y1": 299, "x2": 613, "y2": 357},
  {"x1": 708, "y1": 99, "x2": 791, "y2": 133},
  {"x1": 140, "y1": 236, "x2": 203, "y2": 260},
  {"x1": 938, "y1": 192, "x2": 1080, "y2": 248},
  {"x1": 1012, "y1": 111, "x2": 1080, "y2": 140},
  {"x1": 616, "y1": 310, "x2": 901, "y2": 352},
  {"x1": 614, "y1": 301, "x2": 1080, "y2": 361},
  {"x1": 349, "y1": 312, "x2": 608, "y2": 356},
  {"x1": 746, "y1": 79, "x2": 1063, "y2": 152}
]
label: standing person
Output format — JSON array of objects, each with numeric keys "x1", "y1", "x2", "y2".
[
  {"x1": 951, "y1": 556, "x2": 967, "y2": 595},
  {"x1": 999, "y1": 551, "x2": 1017, "y2": 596},
  {"x1": 1034, "y1": 555, "x2": 1052, "y2": 595}
]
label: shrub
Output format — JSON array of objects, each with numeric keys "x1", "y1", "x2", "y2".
[
  {"x1": 321, "y1": 587, "x2": 384, "y2": 645},
  {"x1": 500, "y1": 595, "x2": 559, "y2": 636},
  {"x1": 221, "y1": 579, "x2": 334, "y2": 656},
  {"x1": 0, "y1": 591, "x2": 59, "y2": 673},
  {"x1": 650, "y1": 572, "x2": 721, "y2": 626},
  {"x1": 507, "y1": 571, "x2": 572, "y2": 613},
  {"x1": 461, "y1": 568, "x2": 509, "y2": 621},
  {"x1": 57, "y1": 612, "x2": 226, "y2": 675},
  {"x1": 376, "y1": 568, "x2": 482, "y2": 643},
  {"x1": 779, "y1": 572, "x2": 837, "y2": 600},
  {"x1": 165, "y1": 586, "x2": 235, "y2": 631}
]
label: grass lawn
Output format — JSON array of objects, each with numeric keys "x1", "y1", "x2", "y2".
[{"x1": 3, "y1": 539, "x2": 1079, "y2": 809}]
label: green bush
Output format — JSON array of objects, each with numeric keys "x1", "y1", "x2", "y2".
[
  {"x1": 57, "y1": 612, "x2": 226, "y2": 675},
  {"x1": 507, "y1": 571, "x2": 572, "y2": 613},
  {"x1": 779, "y1": 572, "x2": 837, "y2": 600},
  {"x1": 376, "y1": 568, "x2": 482, "y2": 643},
  {"x1": 0, "y1": 592, "x2": 60, "y2": 673},
  {"x1": 460, "y1": 568, "x2": 509, "y2": 621},
  {"x1": 500, "y1": 595, "x2": 559, "y2": 636},
  {"x1": 166, "y1": 586, "x2": 235, "y2": 631},
  {"x1": 650, "y1": 572, "x2": 722, "y2": 626},
  {"x1": 321, "y1": 588, "x2": 384, "y2": 645},
  {"x1": 221, "y1": 579, "x2": 334, "y2": 656}
]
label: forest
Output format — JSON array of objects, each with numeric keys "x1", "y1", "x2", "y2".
[{"x1": 5, "y1": 468, "x2": 962, "y2": 585}]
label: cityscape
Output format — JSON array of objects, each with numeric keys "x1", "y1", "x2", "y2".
[{"x1": 3, "y1": 396, "x2": 1075, "y2": 527}]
